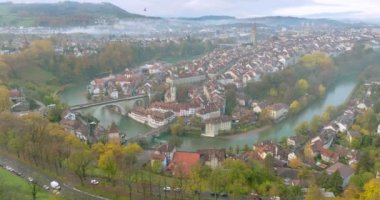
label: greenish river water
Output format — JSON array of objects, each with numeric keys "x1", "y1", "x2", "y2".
[{"x1": 60, "y1": 77, "x2": 357, "y2": 151}]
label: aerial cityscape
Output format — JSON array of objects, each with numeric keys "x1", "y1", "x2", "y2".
[{"x1": 1, "y1": 0, "x2": 380, "y2": 200}]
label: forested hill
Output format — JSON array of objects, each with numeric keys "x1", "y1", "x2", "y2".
[{"x1": 0, "y1": 1, "x2": 146, "y2": 27}]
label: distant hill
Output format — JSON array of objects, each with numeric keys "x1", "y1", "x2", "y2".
[
  {"x1": 242, "y1": 16, "x2": 346, "y2": 27},
  {"x1": 178, "y1": 15, "x2": 236, "y2": 21},
  {"x1": 0, "y1": 1, "x2": 146, "y2": 27}
]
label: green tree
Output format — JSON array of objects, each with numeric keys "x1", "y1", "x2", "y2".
[
  {"x1": 151, "y1": 160, "x2": 162, "y2": 174},
  {"x1": 223, "y1": 159, "x2": 251, "y2": 199},
  {"x1": 328, "y1": 171, "x2": 343, "y2": 195},
  {"x1": 225, "y1": 87, "x2": 237, "y2": 115},
  {"x1": 188, "y1": 164, "x2": 211, "y2": 198},
  {"x1": 295, "y1": 121, "x2": 310, "y2": 136},
  {"x1": 209, "y1": 167, "x2": 227, "y2": 199},
  {"x1": 68, "y1": 148, "x2": 94, "y2": 185},
  {"x1": 350, "y1": 172, "x2": 374, "y2": 188},
  {"x1": 170, "y1": 117, "x2": 185, "y2": 136},
  {"x1": 310, "y1": 115, "x2": 323, "y2": 134}
]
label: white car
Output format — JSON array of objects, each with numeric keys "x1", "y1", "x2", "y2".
[
  {"x1": 43, "y1": 185, "x2": 50, "y2": 190},
  {"x1": 90, "y1": 179, "x2": 99, "y2": 185},
  {"x1": 5, "y1": 166, "x2": 14, "y2": 172},
  {"x1": 163, "y1": 186, "x2": 171, "y2": 191},
  {"x1": 28, "y1": 177, "x2": 34, "y2": 182},
  {"x1": 50, "y1": 181, "x2": 61, "y2": 190}
]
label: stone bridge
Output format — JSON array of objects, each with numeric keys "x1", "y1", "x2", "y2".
[
  {"x1": 126, "y1": 125, "x2": 170, "y2": 143},
  {"x1": 70, "y1": 94, "x2": 149, "y2": 115}
]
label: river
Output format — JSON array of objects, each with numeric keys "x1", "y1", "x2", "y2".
[{"x1": 60, "y1": 77, "x2": 357, "y2": 151}]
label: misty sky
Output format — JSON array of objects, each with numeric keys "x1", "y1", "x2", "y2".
[{"x1": 1, "y1": 0, "x2": 379, "y2": 20}]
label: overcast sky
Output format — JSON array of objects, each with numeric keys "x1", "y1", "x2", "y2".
[{"x1": 1, "y1": 0, "x2": 380, "y2": 21}]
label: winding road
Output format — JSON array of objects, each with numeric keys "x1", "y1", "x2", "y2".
[{"x1": 0, "y1": 153, "x2": 109, "y2": 200}]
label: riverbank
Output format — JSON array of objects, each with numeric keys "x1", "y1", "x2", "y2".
[{"x1": 221, "y1": 125, "x2": 272, "y2": 140}]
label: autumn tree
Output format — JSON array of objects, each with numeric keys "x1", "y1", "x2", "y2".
[
  {"x1": 304, "y1": 142, "x2": 314, "y2": 161},
  {"x1": 361, "y1": 178, "x2": 380, "y2": 200},
  {"x1": 98, "y1": 150, "x2": 118, "y2": 183},
  {"x1": 289, "y1": 100, "x2": 301, "y2": 114},
  {"x1": 68, "y1": 148, "x2": 94, "y2": 185},
  {"x1": 0, "y1": 85, "x2": 10, "y2": 112},
  {"x1": 296, "y1": 79, "x2": 309, "y2": 96},
  {"x1": 318, "y1": 84, "x2": 326, "y2": 97},
  {"x1": 288, "y1": 158, "x2": 302, "y2": 169},
  {"x1": 301, "y1": 52, "x2": 333, "y2": 69},
  {"x1": 305, "y1": 184, "x2": 323, "y2": 200}
]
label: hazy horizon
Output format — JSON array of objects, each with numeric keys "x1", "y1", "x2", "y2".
[{"x1": 0, "y1": 0, "x2": 379, "y2": 22}]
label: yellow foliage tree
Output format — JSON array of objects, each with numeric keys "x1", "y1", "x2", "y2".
[
  {"x1": 304, "y1": 142, "x2": 314, "y2": 161},
  {"x1": 296, "y1": 79, "x2": 310, "y2": 94},
  {"x1": 318, "y1": 84, "x2": 326, "y2": 97},
  {"x1": 290, "y1": 100, "x2": 301, "y2": 114},
  {"x1": 98, "y1": 150, "x2": 118, "y2": 182},
  {"x1": 288, "y1": 158, "x2": 302, "y2": 168},
  {"x1": 301, "y1": 52, "x2": 333, "y2": 69},
  {"x1": 361, "y1": 179, "x2": 380, "y2": 200}
]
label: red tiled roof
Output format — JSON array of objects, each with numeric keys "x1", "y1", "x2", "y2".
[
  {"x1": 168, "y1": 152, "x2": 200, "y2": 176},
  {"x1": 10, "y1": 89, "x2": 21, "y2": 97}
]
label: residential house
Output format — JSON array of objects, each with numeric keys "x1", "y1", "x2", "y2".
[
  {"x1": 198, "y1": 149, "x2": 226, "y2": 169},
  {"x1": 319, "y1": 126, "x2": 337, "y2": 149},
  {"x1": 320, "y1": 148, "x2": 339, "y2": 163},
  {"x1": 326, "y1": 162, "x2": 355, "y2": 187},
  {"x1": 196, "y1": 104, "x2": 221, "y2": 121},
  {"x1": 203, "y1": 116, "x2": 232, "y2": 137},
  {"x1": 9, "y1": 88, "x2": 25, "y2": 103},
  {"x1": 276, "y1": 168, "x2": 310, "y2": 188},
  {"x1": 287, "y1": 135, "x2": 304, "y2": 147},
  {"x1": 334, "y1": 110, "x2": 355, "y2": 133},
  {"x1": 150, "y1": 143, "x2": 176, "y2": 170},
  {"x1": 167, "y1": 152, "x2": 200, "y2": 176},
  {"x1": 267, "y1": 103, "x2": 289, "y2": 121},
  {"x1": 253, "y1": 140, "x2": 287, "y2": 161}
]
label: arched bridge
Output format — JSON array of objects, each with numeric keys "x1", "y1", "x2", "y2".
[
  {"x1": 70, "y1": 94, "x2": 149, "y2": 115},
  {"x1": 126, "y1": 125, "x2": 170, "y2": 142}
]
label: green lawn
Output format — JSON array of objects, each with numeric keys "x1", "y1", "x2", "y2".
[
  {"x1": 17, "y1": 66, "x2": 56, "y2": 84},
  {"x1": 0, "y1": 167, "x2": 53, "y2": 200}
]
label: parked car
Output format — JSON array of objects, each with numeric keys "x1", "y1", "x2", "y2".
[
  {"x1": 50, "y1": 181, "x2": 61, "y2": 190},
  {"x1": 90, "y1": 179, "x2": 99, "y2": 185},
  {"x1": 27, "y1": 177, "x2": 34, "y2": 182},
  {"x1": 5, "y1": 166, "x2": 14, "y2": 172},
  {"x1": 163, "y1": 186, "x2": 171, "y2": 191},
  {"x1": 174, "y1": 187, "x2": 181, "y2": 192},
  {"x1": 43, "y1": 185, "x2": 50, "y2": 190}
]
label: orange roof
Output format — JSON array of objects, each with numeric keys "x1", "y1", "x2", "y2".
[{"x1": 168, "y1": 152, "x2": 200, "y2": 176}]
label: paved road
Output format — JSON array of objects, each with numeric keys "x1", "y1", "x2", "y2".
[{"x1": 0, "y1": 153, "x2": 109, "y2": 200}]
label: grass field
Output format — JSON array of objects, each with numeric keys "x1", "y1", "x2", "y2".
[
  {"x1": 0, "y1": 167, "x2": 53, "y2": 200},
  {"x1": 17, "y1": 66, "x2": 56, "y2": 84}
]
